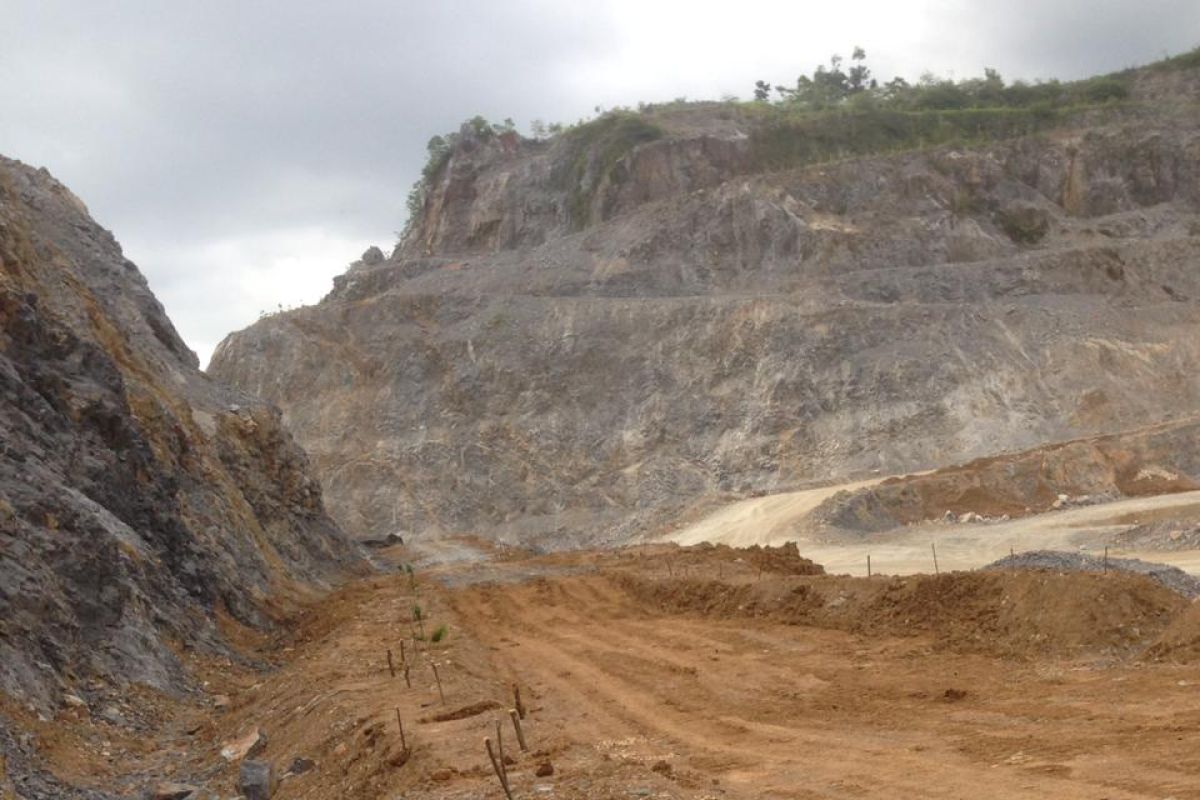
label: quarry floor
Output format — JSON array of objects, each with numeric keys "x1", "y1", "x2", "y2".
[{"x1": 19, "y1": 537, "x2": 1200, "y2": 800}]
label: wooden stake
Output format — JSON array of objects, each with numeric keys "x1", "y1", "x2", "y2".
[
  {"x1": 431, "y1": 660, "x2": 445, "y2": 705},
  {"x1": 931, "y1": 542, "x2": 940, "y2": 575},
  {"x1": 509, "y1": 708, "x2": 528, "y2": 752},
  {"x1": 386, "y1": 648, "x2": 396, "y2": 678},
  {"x1": 395, "y1": 707, "x2": 407, "y2": 751},
  {"x1": 400, "y1": 640, "x2": 406, "y2": 666},
  {"x1": 495, "y1": 719, "x2": 509, "y2": 786},
  {"x1": 403, "y1": 663, "x2": 411, "y2": 689},
  {"x1": 485, "y1": 738, "x2": 514, "y2": 800},
  {"x1": 867, "y1": 554, "x2": 871, "y2": 577},
  {"x1": 513, "y1": 683, "x2": 526, "y2": 720}
]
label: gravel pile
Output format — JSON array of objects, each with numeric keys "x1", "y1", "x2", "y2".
[
  {"x1": 983, "y1": 550, "x2": 1200, "y2": 599},
  {"x1": 1112, "y1": 521, "x2": 1200, "y2": 551}
]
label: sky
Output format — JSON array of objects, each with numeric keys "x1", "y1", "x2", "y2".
[{"x1": 1, "y1": 1, "x2": 1197, "y2": 366}]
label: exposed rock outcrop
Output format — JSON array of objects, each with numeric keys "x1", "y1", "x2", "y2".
[
  {"x1": 0, "y1": 154, "x2": 365, "y2": 762},
  {"x1": 210, "y1": 63, "x2": 1200, "y2": 549}
]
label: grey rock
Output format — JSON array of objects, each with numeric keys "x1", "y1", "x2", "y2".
[
  {"x1": 283, "y1": 757, "x2": 315, "y2": 777},
  {"x1": 0, "y1": 155, "x2": 366, "y2": 717},
  {"x1": 238, "y1": 760, "x2": 275, "y2": 800}
]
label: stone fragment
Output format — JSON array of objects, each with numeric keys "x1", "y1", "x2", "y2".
[
  {"x1": 150, "y1": 782, "x2": 200, "y2": 800},
  {"x1": 220, "y1": 728, "x2": 267, "y2": 762},
  {"x1": 239, "y1": 760, "x2": 275, "y2": 800}
]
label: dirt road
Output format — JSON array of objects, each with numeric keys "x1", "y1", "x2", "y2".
[
  {"x1": 671, "y1": 485, "x2": 1200, "y2": 576},
  {"x1": 668, "y1": 477, "x2": 887, "y2": 547}
]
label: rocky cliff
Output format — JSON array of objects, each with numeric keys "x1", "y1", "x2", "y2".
[
  {"x1": 210, "y1": 61, "x2": 1200, "y2": 549},
  {"x1": 0, "y1": 155, "x2": 364, "y2": 776}
]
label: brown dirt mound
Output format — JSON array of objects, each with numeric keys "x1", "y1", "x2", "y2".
[
  {"x1": 614, "y1": 569, "x2": 1187, "y2": 658},
  {"x1": 656, "y1": 541, "x2": 825, "y2": 577},
  {"x1": 811, "y1": 418, "x2": 1200, "y2": 532},
  {"x1": 1143, "y1": 600, "x2": 1200, "y2": 663}
]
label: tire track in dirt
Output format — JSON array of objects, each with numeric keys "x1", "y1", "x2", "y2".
[{"x1": 451, "y1": 573, "x2": 1181, "y2": 799}]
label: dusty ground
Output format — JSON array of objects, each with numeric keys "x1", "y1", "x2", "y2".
[{"x1": 11, "y1": 540, "x2": 1200, "y2": 800}]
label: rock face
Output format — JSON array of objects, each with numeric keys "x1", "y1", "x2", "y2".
[
  {"x1": 0, "y1": 156, "x2": 364, "y2": 726},
  {"x1": 210, "y1": 64, "x2": 1200, "y2": 549}
]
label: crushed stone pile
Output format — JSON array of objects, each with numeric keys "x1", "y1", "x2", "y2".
[
  {"x1": 983, "y1": 550, "x2": 1200, "y2": 599},
  {"x1": 1112, "y1": 520, "x2": 1200, "y2": 551}
]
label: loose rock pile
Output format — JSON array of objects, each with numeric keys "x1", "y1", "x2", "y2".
[{"x1": 983, "y1": 550, "x2": 1200, "y2": 598}]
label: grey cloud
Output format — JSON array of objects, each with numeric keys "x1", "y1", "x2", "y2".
[{"x1": 0, "y1": 1, "x2": 1193, "y2": 363}]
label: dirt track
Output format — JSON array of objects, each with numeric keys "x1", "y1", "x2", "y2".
[{"x1": 436, "y1": 551, "x2": 1200, "y2": 800}]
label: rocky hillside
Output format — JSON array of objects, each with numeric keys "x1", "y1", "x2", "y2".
[
  {"x1": 210, "y1": 59, "x2": 1200, "y2": 549},
  {"x1": 0, "y1": 156, "x2": 364, "y2": 790}
]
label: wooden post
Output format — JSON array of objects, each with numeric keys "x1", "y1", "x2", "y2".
[
  {"x1": 931, "y1": 542, "x2": 939, "y2": 575},
  {"x1": 400, "y1": 640, "x2": 406, "y2": 666},
  {"x1": 431, "y1": 660, "x2": 445, "y2": 705},
  {"x1": 485, "y1": 738, "x2": 514, "y2": 800},
  {"x1": 386, "y1": 649, "x2": 396, "y2": 678},
  {"x1": 867, "y1": 554, "x2": 871, "y2": 577},
  {"x1": 509, "y1": 708, "x2": 528, "y2": 752},
  {"x1": 513, "y1": 683, "x2": 526, "y2": 720},
  {"x1": 395, "y1": 708, "x2": 407, "y2": 751}
]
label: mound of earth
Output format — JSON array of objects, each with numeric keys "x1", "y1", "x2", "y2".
[
  {"x1": 983, "y1": 549, "x2": 1200, "y2": 598},
  {"x1": 616, "y1": 565, "x2": 1187, "y2": 659},
  {"x1": 1144, "y1": 600, "x2": 1200, "y2": 663},
  {"x1": 809, "y1": 419, "x2": 1200, "y2": 535}
]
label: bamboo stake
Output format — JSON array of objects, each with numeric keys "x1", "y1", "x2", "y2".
[
  {"x1": 867, "y1": 554, "x2": 871, "y2": 577},
  {"x1": 931, "y1": 542, "x2": 940, "y2": 575},
  {"x1": 513, "y1": 683, "x2": 526, "y2": 720},
  {"x1": 495, "y1": 719, "x2": 509, "y2": 786},
  {"x1": 395, "y1": 708, "x2": 407, "y2": 751},
  {"x1": 431, "y1": 660, "x2": 445, "y2": 705},
  {"x1": 403, "y1": 663, "x2": 412, "y2": 689},
  {"x1": 386, "y1": 648, "x2": 396, "y2": 678},
  {"x1": 509, "y1": 708, "x2": 528, "y2": 752},
  {"x1": 485, "y1": 738, "x2": 514, "y2": 800}
]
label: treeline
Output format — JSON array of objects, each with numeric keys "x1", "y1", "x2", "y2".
[{"x1": 753, "y1": 48, "x2": 1129, "y2": 113}]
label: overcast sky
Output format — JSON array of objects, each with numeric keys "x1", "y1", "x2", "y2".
[{"x1": 1, "y1": 1, "x2": 1196, "y2": 365}]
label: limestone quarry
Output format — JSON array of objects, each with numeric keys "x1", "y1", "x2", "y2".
[{"x1": 3, "y1": 47, "x2": 1200, "y2": 800}]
